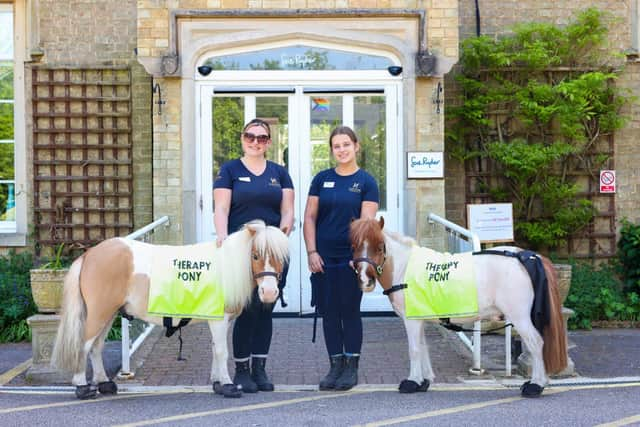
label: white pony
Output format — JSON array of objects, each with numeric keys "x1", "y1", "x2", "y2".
[
  {"x1": 350, "y1": 217, "x2": 567, "y2": 397},
  {"x1": 51, "y1": 220, "x2": 289, "y2": 399}
]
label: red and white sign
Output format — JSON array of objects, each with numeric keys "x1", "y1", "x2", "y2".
[{"x1": 599, "y1": 170, "x2": 616, "y2": 193}]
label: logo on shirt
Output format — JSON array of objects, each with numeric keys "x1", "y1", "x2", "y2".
[
  {"x1": 268, "y1": 177, "x2": 281, "y2": 187},
  {"x1": 239, "y1": 177, "x2": 251, "y2": 182},
  {"x1": 348, "y1": 182, "x2": 362, "y2": 193}
]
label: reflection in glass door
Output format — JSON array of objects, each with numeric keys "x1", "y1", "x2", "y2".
[{"x1": 198, "y1": 83, "x2": 400, "y2": 313}]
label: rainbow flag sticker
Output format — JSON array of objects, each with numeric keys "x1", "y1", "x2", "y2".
[{"x1": 311, "y1": 98, "x2": 330, "y2": 112}]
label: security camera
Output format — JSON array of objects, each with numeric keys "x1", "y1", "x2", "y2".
[
  {"x1": 387, "y1": 65, "x2": 403, "y2": 76},
  {"x1": 197, "y1": 65, "x2": 213, "y2": 76}
]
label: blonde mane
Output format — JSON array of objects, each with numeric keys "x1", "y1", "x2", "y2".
[{"x1": 215, "y1": 220, "x2": 289, "y2": 311}]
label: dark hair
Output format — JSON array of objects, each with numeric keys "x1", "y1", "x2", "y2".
[
  {"x1": 329, "y1": 126, "x2": 358, "y2": 148},
  {"x1": 243, "y1": 118, "x2": 271, "y2": 138}
]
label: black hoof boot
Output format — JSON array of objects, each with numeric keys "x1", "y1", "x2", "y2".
[
  {"x1": 251, "y1": 357, "x2": 274, "y2": 392},
  {"x1": 213, "y1": 381, "x2": 243, "y2": 398},
  {"x1": 75, "y1": 384, "x2": 98, "y2": 400},
  {"x1": 233, "y1": 360, "x2": 258, "y2": 393},
  {"x1": 398, "y1": 379, "x2": 428, "y2": 393},
  {"x1": 98, "y1": 381, "x2": 118, "y2": 395},
  {"x1": 520, "y1": 380, "x2": 544, "y2": 398},
  {"x1": 334, "y1": 355, "x2": 359, "y2": 391},
  {"x1": 319, "y1": 355, "x2": 345, "y2": 391}
]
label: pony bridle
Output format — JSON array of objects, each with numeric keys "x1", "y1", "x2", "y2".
[
  {"x1": 253, "y1": 271, "x2": 282, "y2": 281},
  {"x1": 352, "y1": 243, "x2": 387, "y2": 277}
]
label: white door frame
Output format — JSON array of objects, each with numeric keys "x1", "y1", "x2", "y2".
[{"x1": 195, "y1": 72, "x2": 403, "y2": 313}]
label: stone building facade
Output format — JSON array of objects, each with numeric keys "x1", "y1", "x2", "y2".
[{"x1": 2, "y1": 0, "x2": 638, "y2": 312}]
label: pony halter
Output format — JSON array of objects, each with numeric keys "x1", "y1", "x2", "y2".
[
  {"x1": 253, "y1": 271, "x2": 282, "y2": 281},
  {"x1": 352, "y1": 243, "x2": 387, "y2": 276}
]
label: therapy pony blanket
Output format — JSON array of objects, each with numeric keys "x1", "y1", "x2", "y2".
[
  {"x1": 404, "y1": 246, "x2": 478, "y2": 319},
  {"x1": 147, "y1": 242, "x2": 224, "y2": 320}
]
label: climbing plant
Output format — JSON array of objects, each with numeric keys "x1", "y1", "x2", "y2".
[{"x1": 447, "y1": 9, "x2": 630, "y2": 251}]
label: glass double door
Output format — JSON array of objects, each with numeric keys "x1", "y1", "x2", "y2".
[{"x1": 197, "y1": 82, "x2": 400, "y2": 313}]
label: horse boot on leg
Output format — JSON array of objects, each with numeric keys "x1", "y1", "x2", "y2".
[
  {"x1": 233, "y1": 360, "x2": 258, "y2": 393},
  {"x1": 335, "y1": 354, "x2": 359, "y2": 391},
  {"x1": 319, "y1": 354, "x2": 345, "y2": 391},
  {"x1": 251, "y1": 356, "x2": 274, "y2": 392}
]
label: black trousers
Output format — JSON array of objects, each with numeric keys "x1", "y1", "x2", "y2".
[
  {"x1": 232, "y1": 263, "x2": 288, "y2": 360},
  {"x1": 312, "y1": 257, "x2": 363, "y2": 356}
]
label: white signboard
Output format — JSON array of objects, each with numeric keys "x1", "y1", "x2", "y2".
[
  {"x1": 467, "y1": 203, "x2": 514, "y2": 243},
  {"x1": 599, "y1": 170, "x2": 616, "y2": 193},
  {"x1": 407, "y1": 152, "x2": 444, "y2": 179}
]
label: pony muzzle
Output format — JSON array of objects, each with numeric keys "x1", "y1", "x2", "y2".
[{"x1": 255, "y1": 271, "x2": 280, "y2": 303}]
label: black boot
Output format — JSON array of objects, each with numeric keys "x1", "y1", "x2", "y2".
[
  {"x1": 233, "y1": 360, "x2": 258, "y2": 393},
  {"x1": 335, "y1": 355, "x2": 359, "y2": 391},
  {"x1": 319, "y1": 354, "x2": 345, "y2": 391},
  {"x1": 251, "y1": 357, "x2": 274, "y2": 392}
]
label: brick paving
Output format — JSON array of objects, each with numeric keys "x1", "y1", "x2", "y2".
[{"x1": 130, "y1": 317, "x2": 477, "y2": 387}]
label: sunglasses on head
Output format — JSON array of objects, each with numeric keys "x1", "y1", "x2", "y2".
[{"x1": 243, "y1": 132, "x2": 270, "y2": 144}]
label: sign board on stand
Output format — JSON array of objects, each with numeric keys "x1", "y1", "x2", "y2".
[{"x1": 467, "y1": 203, "x2": 514, "y2": 243}]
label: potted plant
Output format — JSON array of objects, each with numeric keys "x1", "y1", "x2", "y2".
[{"x1": 30, "y1": 243, "x2": 70, "y2": 313}]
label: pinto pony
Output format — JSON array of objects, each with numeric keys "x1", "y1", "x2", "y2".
[
  {"x1": 350, "y1": 217, "x2": 567, "y2": 397},
  {"x1": 52, "y1": 220, "x2": 289, "y2": 399}
]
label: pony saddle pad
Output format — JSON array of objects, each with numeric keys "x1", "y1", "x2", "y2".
[
  {"x1": 404, "y1": 246, "x2": 478, "y2": 319},
  {"x1": 147, "y1": 242, "x2": 224, "y2": 320}
]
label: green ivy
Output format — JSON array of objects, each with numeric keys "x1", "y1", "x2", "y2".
[
  {"x1": 617, "y1": 219, "x2": 640, "y2": 295},
  {"x1": 448, "y1": 8, "x2": 631, "y2": 250},
  {"x1": 0, "y1": 250, "x2": 37, "y2": 342}
]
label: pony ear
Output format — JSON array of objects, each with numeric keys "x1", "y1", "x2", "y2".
[{"x1": 378, "y1": 216, "x2": 385, "y2": 230}]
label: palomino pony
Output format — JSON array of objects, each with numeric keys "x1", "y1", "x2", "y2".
[
  {"x1": 350, "y1": 217, "x2": 567, "y2": 397},
  {"x1": 52, "y1": 220, "x2": 289, "y2": 399}
]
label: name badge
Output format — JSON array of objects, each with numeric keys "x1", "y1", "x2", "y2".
[
  {"x1": 239, "y1": 177, "x2": 251, "y2": 182},
  {"x1": 323, "y1": 181, "x2": 335, "y2": 188}
]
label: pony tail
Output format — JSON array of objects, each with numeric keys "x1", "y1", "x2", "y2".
[
  {"x1": 51, "y1": 256, "x2": 87, "y2": 373},
  {"x1": 540, "y1": 256, "x2": 568, "y2": 374}
]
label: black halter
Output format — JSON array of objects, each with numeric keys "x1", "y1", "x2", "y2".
[{"x1": 352, "y1": 243, "x2": 387, "y2": 276}]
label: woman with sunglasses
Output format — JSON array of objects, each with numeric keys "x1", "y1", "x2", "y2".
[
  {"x1": 303, "y1": 126, "x2": 379, "y2": 391},
  {"x1": 213, "y1": 118, "x2": 294, "y2": 393}
]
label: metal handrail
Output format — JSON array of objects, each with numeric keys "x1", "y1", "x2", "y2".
[
  {"x1": 427, "y1": 213, "x2": 513, "y2": 377},
  {"x1": 118, "y1": 216, "x2": 170, "y2": 379}
]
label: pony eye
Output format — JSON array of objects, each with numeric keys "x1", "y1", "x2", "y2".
[{"x1": 252, "y1": 253, "x2": 259, "y2": 261}]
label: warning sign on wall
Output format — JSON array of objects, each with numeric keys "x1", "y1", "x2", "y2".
[{"x1": 599, "y1": 170, "x2": 616, "y2": 193}]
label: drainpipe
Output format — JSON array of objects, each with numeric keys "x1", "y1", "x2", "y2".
[{"x1": 475, "y1": 0, "x2": 481, "y2": 36}]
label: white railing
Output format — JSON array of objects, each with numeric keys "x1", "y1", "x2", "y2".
[
  {"x1": 427, "y1": 213, "x2": 513, "y2": 377},
  {"x1": 117, "y1": 216, "x2": 170, "y2": 379}
]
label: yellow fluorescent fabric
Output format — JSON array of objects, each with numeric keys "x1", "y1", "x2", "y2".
[
  {"x1": 147, "y1": 242, "x2": 224, "y2": 319},
  {"x1": 404, "y1": 246, "x2": 478, "y2": 319}
]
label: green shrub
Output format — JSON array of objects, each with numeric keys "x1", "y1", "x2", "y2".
[
  {"x1": 617, "y1": 219, "x2": 640, "y2": 295},
  {"x1": 0, "y1": 250, "x2": 37, "y2": 342},
  {"x1": 565, "y1": 260, "x2": 640, "y2": 329}
]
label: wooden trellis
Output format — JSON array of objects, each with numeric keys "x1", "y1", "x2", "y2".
[{"x1": 32, "y1": 67, "x2": 133, "y2": 253}]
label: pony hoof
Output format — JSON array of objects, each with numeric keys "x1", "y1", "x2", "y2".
[
  {"x1": 213, "y1": 381, "x2": 242, "y2": 398},
  {"x1": 399, "y1": 379, "x2": 428, "y2": 393},
  {"x1": 75, "y1": 384, "x2": 98, "y2": 400},
  {"x1": 98, "y1": 381, "x2": 118, "y2": 395},
  {"x1": 520, "y1": 380, "x2": 544, "y2": 398}
]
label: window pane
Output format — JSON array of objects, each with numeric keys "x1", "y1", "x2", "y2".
[
  {"x1": 0, "y1": 6, "x2": 13, "y2": 61},
  {"x1": 0, "y1": 142, "x2": 14, "y2": 179},
  {"x1": 0, "y1": 182, "x2": 15, "y2": 221},
  {"x1": 310, "y1": 96, "x2": 342, "y2": 175},
  {"x1": 0, "y1": 63, "x2": 13, "y2": 99},
  {"x1": 256, "y1": 96, "x2": 289, "y2": 168},
  {"x1": 202, "y1": 45, "x2": 394, "y2": 71},
  {"x1": 354, "y1": 96, "x2": 386, "y2": 210},
  {"x1": 0, "y1": 102, "x2": 14, "y2": 140},
  {"x1": 212, "y1": 96, "x2": 244, "y2": 180}
]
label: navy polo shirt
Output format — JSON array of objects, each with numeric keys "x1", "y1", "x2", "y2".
[
  {"x1": 309, "y1": 168, "x2": 379, "y2": 258},
  {"x1": 214, "y1": 159, "x2": 293, "y2": 233}
]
